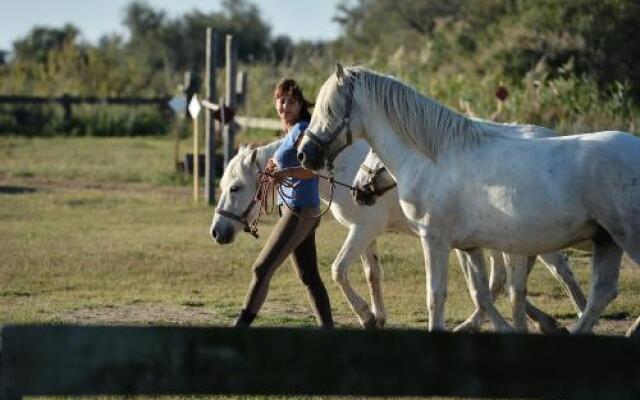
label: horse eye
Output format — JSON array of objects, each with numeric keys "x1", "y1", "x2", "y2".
[{"x1": 229, "y1": 186, "x2": 240, "y2": 193}]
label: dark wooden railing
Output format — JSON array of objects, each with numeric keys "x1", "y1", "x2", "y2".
[{"x1": 1, "y1": 325, "x2": 638, "y2": 399}]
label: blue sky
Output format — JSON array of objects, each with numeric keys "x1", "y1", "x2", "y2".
[{"x1": 0, "y1": 0, "x2": 343, "y2": 51}]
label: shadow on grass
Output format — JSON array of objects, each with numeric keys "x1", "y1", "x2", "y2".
[{"x1": 0, "y1": 185, "x2": 36, "y2": 194}]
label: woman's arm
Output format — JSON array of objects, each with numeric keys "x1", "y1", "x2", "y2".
[{"x1": 272, "y1": 166, "x2": 316, "y2": 180}]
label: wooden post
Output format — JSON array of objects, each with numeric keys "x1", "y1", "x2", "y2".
[
  {"x1": 192, "y1": 100, "x2": 199, "y2": 203},
  {"x1": 236, "y1": 70, "x2": 247, "y2": 108},
  {"x1": 205, "y1": 28, "x2": 218, "y2": 206},
  {"x1": 172, "y1": 91, "x2": 182, "y2": 172},
  {"x1": 219, "y1": 97, "x2": 226, "y2": 148},
  {"x1": 60, "y1": 94, "x2": 72, "y2": 133},
  {"x1": 173, "y1": 120, "x2": 180, "y2": 172},
  {"x1": 223, "y1": 34, "x2": 238, "y2": 168}
]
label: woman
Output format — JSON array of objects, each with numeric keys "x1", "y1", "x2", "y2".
[{"x1": 233, "y1": 79, "x2": 334, "y2": 328}]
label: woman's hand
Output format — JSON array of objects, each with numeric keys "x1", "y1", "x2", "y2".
[
  {"x1": 264, "y1": 158, "x2": 284, "y2": 183},
  {"x1": 265, "y1": 158, "x2": 278, "y2": 174}
]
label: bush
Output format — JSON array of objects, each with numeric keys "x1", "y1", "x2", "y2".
[{"x1": 0, "y1": 103, "x2": 173, "y2": 136}]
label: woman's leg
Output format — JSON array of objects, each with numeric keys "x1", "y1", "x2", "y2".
[
  {"x1": 290, "y1": 213, "x2": 334, "y2": 328},
  {"x1": 234, "y1": 207, "x2": 309, "y2": 327}
]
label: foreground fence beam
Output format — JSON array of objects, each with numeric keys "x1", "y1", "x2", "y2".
[{"x1": 1, "y1": 325, "x2": 639, "y2": 399}]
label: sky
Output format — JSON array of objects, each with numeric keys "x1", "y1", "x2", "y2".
[{"x1": 0, "y1": 0, "x2": 343, "y2": 51}]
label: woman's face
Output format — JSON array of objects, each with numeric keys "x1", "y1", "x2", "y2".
[{"x1": 275, "y1": 94, "x2": 302, "y2": 127}]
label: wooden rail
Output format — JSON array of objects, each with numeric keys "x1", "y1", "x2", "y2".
[
  {"x1": 0, "y1": 94, "x2": 170, "y2": 106},
  {"x1": 1, "y1": 325, "x2": 638, "y2": 399},
  {"x1": 0, "y1": 94, "x2": 172, "y2": 133},
  {"x1": 236, "y1": 115, "x2": 281, "y2": 131}
]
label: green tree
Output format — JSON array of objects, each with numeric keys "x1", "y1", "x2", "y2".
[{"x1": 13, "y1": 24, "x2": 80, "y2": 63}]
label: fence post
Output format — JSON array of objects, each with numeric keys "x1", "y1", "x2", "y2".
[
  {"x1": 205, "y1": 28, "x2": 218, "y2": 206},
  {"x1": 191, "y1": 94, "x2": 200, "y2": 203},
  {"x1": 223, "y1": 34, "x2": 237, "y2": 169},
  {"x1": 236, "y1": 70, "x2": 247, "y2": 108},
  {"x1": 219, "y1": 97, "x2": 226, "y2": 150},
  {"x1": 60, "y1": 94, "x2": 72, "y2": 133}
]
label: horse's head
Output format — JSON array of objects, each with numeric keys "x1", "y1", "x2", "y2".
[
  {"x1": 210, "y1": 145, "x2": 261, "y2": 244},
  {"x1": 351, "y1": 149, "x2": 397, "y2": 206},
  {"x1": 297, "y1": 63, "x2": 365, "y2": 172}
]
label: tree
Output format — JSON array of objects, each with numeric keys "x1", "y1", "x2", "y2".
[{"x1": 12, "y1": 24, "x2": 80, "y2": 63}]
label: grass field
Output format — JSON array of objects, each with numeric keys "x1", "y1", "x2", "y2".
[{"x1": 1, "y1": 135, "x2": 639, "y2": 399}]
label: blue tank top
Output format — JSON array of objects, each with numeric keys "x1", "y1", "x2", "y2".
[{"x1": 273, "y1": 121, "x2": 320, "y2": 208}]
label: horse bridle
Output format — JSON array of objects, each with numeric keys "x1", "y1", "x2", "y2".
[
  {"x1": 303, "y1": 78, "x2": 355, "y2": 169},
  {"x1": 358, "y1": 164, "x2": 398, "y2": 196},
  {"x1": 214, "y1": 150, "x2": 260, "y2": 238}
]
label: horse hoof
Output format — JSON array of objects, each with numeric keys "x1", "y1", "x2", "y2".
[
  {"x1": 362, "y1": 315, "x2": 377, "y2": 330},
  {"x1": 454, "y1": 321, "x2": 481, "y2": 333}
]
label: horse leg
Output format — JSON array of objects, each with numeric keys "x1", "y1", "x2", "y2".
[
  {"x1": 490, "y1": 250, "x2": 508, "y2": 298},
  {"x1": 608, "y1": 228, "x2": 640, "y2": 336},
  {"x1": 463, "y1": 248, "x2": 513, "y2": 332},
  {"x1": 626, "y1": 316, "x2": 640, "y2": 337},
  {"x1": 420, "y1": 234, "x2": 450, "y2": 331},
  {"x1": 505, "y1": 253, "x2": 569, "y2": 334},
  {"x1": 361, "y1": 240, "x2": 387, "y2": 328},
  {"x1": 331, "y1": 227, "x2": 376, "y2": 329},
  {"x1": 453, "y1": 250, "x2": 484, "y2": 332},
  {"x1": 571, "y1": 230, "x2": 622, "y2": 334},
  {"x1": 538, "y1": 252, "x2": 587, "y2": 316},
  {"x1": 504, "y1": 254, "x2": 534, "y2": 332},
  {"x1": 526, "y1": 301, "x2": 568, "y2": 334}
]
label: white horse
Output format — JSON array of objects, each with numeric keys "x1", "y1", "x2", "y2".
[
  {"x1": 210, "y1": 138, "x2": 584, "y2": 332},
  {"x1": 297, "y1": 64, "x2": 640, "y2": 334},
  {"x1": 210, "y1": 139, "x2": 404, "y2": 328},
  {"x1": 354, "y1": 147, "x2": 587, "y2": 331}
]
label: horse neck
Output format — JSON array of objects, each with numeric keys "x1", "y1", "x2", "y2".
[
  {"x1": 254, "y1": 140, "x2": 283, "y2": 169},
  {"x1": 362, "y1": 108, "x2": 432, "y2": 183},
  {"x1": 318, "y1": 139, "x2": 369, "y2": 202},
  {"x1": 360, "y1": 73, "x2": 482, "y2": 159}
]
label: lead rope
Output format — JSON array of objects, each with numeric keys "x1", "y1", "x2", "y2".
[{"x1": 248, "y1": 169, "x2": 357, "y2": 236}]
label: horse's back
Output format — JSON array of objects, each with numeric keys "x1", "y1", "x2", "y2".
[{"x1": 445, "y1": 132, "x2": 639, "y2": 253}]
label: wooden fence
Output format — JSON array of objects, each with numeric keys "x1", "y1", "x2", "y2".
[
  {"x1": 0, "y1": 94, "x2": 171, "y2": 128},
  {"x1": 1, "y1": 325, "x2": 639, "y2": 399}
]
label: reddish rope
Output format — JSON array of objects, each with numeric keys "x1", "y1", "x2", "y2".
[{"x1": 248, "y1": 169, "x2": 343, "y2": 237}]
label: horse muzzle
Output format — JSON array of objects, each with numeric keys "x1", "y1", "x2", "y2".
[
  {"x1": 352, "y1": 187, "x2": 378, "y2": 206},
  {"x1": 210, "y1": 222, "x2": 235, "y2": 245},
  {"x1": 297, "y1": 139, "x2": 324, "y2": 171}
]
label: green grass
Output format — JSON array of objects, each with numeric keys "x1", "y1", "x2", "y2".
[{"x1": 1, "y1": 136, "x2": 639, "y2": 399}]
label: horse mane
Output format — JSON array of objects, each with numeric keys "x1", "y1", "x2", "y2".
[
  {"x1": 344, "y1": 67, "x2": 489, "y2": 160},
  {"x1": 222, "y1": 140, "x2": 284, "y2": 186}
]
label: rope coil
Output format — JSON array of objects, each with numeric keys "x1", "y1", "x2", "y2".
[{"x1": 248, "y1": 168, "x2": 356, "y2": 237}]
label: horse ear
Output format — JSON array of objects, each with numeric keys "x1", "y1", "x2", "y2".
[
  {"x1": 243, "y1": 148, "x2": 257, "y2": 167},
  {"x1": 335, "y1": 62, "x2": 345, "y2": 82}
]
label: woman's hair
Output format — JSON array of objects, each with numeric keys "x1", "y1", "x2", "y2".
[{"x1": 273, "y1": 78, "x2": 313, "y2": 122}]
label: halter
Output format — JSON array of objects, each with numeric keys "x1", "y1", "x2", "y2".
[
  {"x1": 214, "y1": 150, "x2": 261, "y2": 238},
  {"x1": 215, "y1": 201, "x2": 259, "y2": 238},
  {"x1": 215, "y1": 147, "x2": 363, "y2": 239},
  {"x1": 303, "y1": 78, "x2": 355, "y2": 169},
  {"x1": 358, "y1": 164, "x2": 398, "y2": 196}
]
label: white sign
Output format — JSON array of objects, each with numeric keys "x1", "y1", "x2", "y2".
[
  {"x1": 188, "y1": 95, "x2": 201, "y2": 119},
  {"x1": 168, "y1": 96, "x2": 187, "y2": 114}
]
